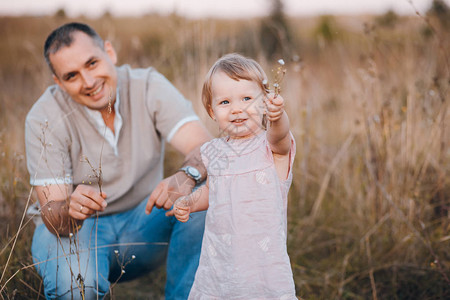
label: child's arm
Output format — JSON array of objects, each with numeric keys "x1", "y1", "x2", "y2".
[
  {"x1": 265, "y1": 93, "x2": 291, "y2": 155},
  {"x1": 166, "y1": 179, "x2": 210, "y2": 222}
]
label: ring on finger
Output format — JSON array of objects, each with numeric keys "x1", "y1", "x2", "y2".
[{"x1": 79, "y1": 205, "x2": 84, "y2": 213}]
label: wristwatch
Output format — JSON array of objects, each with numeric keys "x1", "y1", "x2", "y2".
[{"x1": 178, "y1": 166, "x2": 202, "y2": 184}]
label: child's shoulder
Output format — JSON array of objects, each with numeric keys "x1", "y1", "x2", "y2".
[
  {"x1": 200, "y1": 137, "x2": 226, "y2": 151},
  {"x1": 200, "y1": 137, "x2": 229, "y2": 165}
]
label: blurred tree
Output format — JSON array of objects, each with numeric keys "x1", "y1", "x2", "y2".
[
  {"x1": 375, "y1": 10, "x2": 399, "y2": 28},
  {"x1": 259, "y1": 0, "x2": 294, "y2": 60},
  {"x1": 314, "y1": 15, "x2": 339, "y2": 43},
  {"x1": 54, "y1": 8, "x2": 66, "y2": 18},
  {"x1": 102, "y1": 9, "x2": 112, "y2": 19},
  {"x1": 427, "y1": 0, "x2": 450, "y2": 28}
]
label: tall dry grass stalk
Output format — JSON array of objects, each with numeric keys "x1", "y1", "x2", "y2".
[{"x1": 0, "y1": 11, "x2": 448, "y2": 299}]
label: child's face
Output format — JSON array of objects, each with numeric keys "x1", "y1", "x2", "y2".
[{"x1": 210, "y1": 71, "x2": 265, "y2": 139}]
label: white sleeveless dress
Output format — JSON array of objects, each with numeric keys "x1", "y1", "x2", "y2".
[{"x1": 189, "y1": 132, "x2": 297, "y2": 300}]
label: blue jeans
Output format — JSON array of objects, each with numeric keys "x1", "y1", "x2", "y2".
[{"x1": 32, "y1": 199, "x2": 206, "y2": 299}]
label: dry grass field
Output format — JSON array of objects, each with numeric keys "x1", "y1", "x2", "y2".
[{"x1": 0, "y1": 3, "x2": 449, "y2": 299}]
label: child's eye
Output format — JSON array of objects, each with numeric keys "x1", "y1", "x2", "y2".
[
  {"x1": 219, "y1": 100, "x2": 229, "y2": 105},
  {"x1": 243, "y1": 96, "x2": 252, "y2": 101}
]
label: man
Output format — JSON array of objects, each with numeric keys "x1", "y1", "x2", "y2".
[{"x1": 25, "y1": 22, "x2": 211, "y2": 299}]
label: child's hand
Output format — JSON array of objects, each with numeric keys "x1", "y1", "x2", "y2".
[
  {"x1": 172, "y1": 197, "x2": 191, "y2": 222},
  {"x1": 265, "y1": 93, "x2": 285, "y2": 122}
]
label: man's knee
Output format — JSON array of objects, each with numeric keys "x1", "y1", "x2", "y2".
[
  {"x1": 38, "y1": 260, "x2": 109, "y2": 299},
  {"x1": 32, "y1": 224, "x2": 110, "y2": 299}
]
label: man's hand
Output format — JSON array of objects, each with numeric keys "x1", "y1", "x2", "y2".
[
  {"x1": 35, "y1": 183, "x2": 106, "y2": 236},
  {"x1": 145, "y1": 171, "x2": 195, "y2": 215},
  {"x1": 68, "y1": 185, "x2": 107, "y2": 220},
  {"x1": 145, "y1": 120, "x2": 211, "y2": 215}
]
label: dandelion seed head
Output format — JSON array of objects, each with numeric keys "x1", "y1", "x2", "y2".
[
  {"x1": 114, "y1": 249, "x2": 119, "y2": 254},
  {"x1": 69, "y1": 233, "x2": 73, "y2": 237},
  {"x1": 131, "y1": 255, "x2": 136, "y2": 259},
  {"x1": 121, "y1": 269, "x2": 126, "y2": 274}
]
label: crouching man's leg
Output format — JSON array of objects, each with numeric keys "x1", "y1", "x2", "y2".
[{"x1": 32, "y1": 218, "x2": 111, "y2": 300}]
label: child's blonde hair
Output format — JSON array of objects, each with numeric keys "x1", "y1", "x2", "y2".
[{"x1": 202, "y1": 53, "x2": 269, "y2": 118}]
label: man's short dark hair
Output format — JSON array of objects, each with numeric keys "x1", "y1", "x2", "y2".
[{"x1": 44, "y1": 22, "x2": 104, "y2": 74}]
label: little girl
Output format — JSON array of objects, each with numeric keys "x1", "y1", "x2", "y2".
[{"x1": 171, "y1": 53, "x2": 297, "y2": 299}]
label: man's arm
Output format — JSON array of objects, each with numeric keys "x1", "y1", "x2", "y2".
[
  {"x1": 35, "y1": 184, "x2": 76, "y2": 236},
  {"x1": 35, "y1": 183, "x2": 107, "y2": 236},
  {"x1": 145, "y1": 120, "x2": 212, "y2": 214},
  {"x1": 171, "y1": 120, "x2": 211, "y2": 181}
]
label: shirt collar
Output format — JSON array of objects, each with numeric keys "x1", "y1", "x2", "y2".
[{"x1": 83, "y1": 89, "x2": 122, "y2": 155}]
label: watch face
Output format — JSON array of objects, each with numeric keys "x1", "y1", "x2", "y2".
[{"x1": 187, "y1": 166, "x2": 200, "y2": 177}]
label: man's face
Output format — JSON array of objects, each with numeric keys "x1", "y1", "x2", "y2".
[{"x1": 50, "y1": 31, "x2": 118, "y2": 111}]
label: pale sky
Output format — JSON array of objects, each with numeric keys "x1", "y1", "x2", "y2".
[{"x1": 0, "y1": 0, "x2": 447, "y2": 18}]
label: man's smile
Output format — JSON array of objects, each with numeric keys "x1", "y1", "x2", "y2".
[{"x1": 86, "y1": 83, "x2": 103, "y2": 97}]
